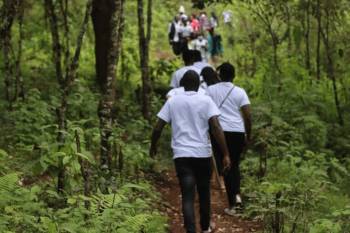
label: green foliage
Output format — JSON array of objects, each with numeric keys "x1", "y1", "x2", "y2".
[
  {"x1": 0, "y1": 172, "x2": 167, "y2": 233},
  {"x1": 0, "y1": 0, "x2": 349, "y2": 232}
]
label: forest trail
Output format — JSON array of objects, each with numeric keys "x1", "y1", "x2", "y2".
[{"x1": 155, "y1": 169, "x2": 261, "y2": 233}]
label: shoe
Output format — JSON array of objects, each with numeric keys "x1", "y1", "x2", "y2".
[
  {"x1": 202, "y1": 222, "x2": 216, "y2": 233},
  {"x1": 236, "y1": 194, "x2": 242, "y2": 203},
  {"x1": 224, "y1": 207, "x2": 237, "y2": 216},
  {"x1": 202, "y1": 227, "x2": 214, "y2": 233}
]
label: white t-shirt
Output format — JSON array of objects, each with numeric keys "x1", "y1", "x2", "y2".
[
  {"x1": 166, "y1": 86, "x2": 206, "y2": 98},
  {"x1": 193, "y1": 38, "x2": 208, "y2": 59},
  {"x1": 193, "y1": 61, "x2": 212, "y2": 73},
  {"x1": 173, "y1": 22, "x2": 182, "y2": 42},
  {"x1": 170, "y1": 66, "x2": 201, "y2": 88},
  {"x1": 207, "y1": 82, "x2": 250, "y2": 132},
  {"x1": 222, "y1": 10, "x2": 233, "y2": 24},
  {"x1": 157, "y1": 91, "x2": 220, "y2": 159},
  {"x1": 181, "y1": 24, "x2": 192, "y2": 38}
]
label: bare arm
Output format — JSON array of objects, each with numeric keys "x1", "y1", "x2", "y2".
[
  {"x1": 209, "y1": 116, "x2": 231, "y2": 170},
  {"x1": 241, "y1": 104, "x2": 252, "y2": 141},
  {"x1": 150, "y1": 118, "x2": 167, "y2": 157}
]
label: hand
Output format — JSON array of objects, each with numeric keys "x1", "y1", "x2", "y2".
[
  {"x1": 222, "y1": 154, "x2": 231, "y2": 173},
  {"x1": 149, "y1": 146, "x2": 157, "y2": 158}
]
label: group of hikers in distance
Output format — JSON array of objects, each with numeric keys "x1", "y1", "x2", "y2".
[
  {"x1": 168, "y1": 5, "x2": 227, "y2": 64},
  {"x1": 150, "y1": 10, "x2": 251, "y2": 231}
]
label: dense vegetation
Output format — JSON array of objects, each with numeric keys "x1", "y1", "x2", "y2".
[{"x1": 0, "y1": 0, "x2": 349, "y2": 232}]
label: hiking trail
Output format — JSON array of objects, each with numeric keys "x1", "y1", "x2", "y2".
[{"x1": 155, "y1": 169, "x2": 261, "y2": 233}]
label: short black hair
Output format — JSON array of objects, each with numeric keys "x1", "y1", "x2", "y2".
[
  {"x1": 182, "y1": 49, "x2": 193, "y2": 65},
  {"x1": 181, "y1": 70, "x2": 200, "y2": 91},
  {"x1": 191, "y1": 50, "x2": 202, "y2": 62},
  {"x1": 217, "y1": 62, "x2": 235, "y2": 82},
  {"x1": 201, "y1": 66, "x2": 219, "y2": 86}
]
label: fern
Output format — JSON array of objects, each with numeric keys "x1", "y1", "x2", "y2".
[{"x1": 0, "y1": 173, "x2": 20, "y2": 192}]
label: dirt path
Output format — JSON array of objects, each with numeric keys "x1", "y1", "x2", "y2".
[{"x1": 155, "y1": 169, "x2": 261, "y2": 233}]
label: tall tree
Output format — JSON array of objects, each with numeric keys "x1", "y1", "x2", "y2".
[
  {"x1": 300, "y1": 0, "x2": 311, "y2": 73},
  {"x1": 137, "y1": 0, "x2": 152, "y2": 121},
  {"x1": 315, "y1": 0, "x2": 322, "y2": 80},
  {"x1": 91, "y1": 0, "x2": 116, "y2": 91},
  {"x1": 14, "y1": 0, "x2": 25, "y2": 100},
  {"x1": 245, "y1": 0, "x2": 290, "y2": 74},
  {"x1": 1, "y1": 0, "x2": 19, "y2": 108},
  {"x1": 45, "y1": 0, "x2": 93, "y2": 193},
  {"x1": 93, "y1": 0, "x2": 125, "y2": 170},
  {"x1": 320, "y1": 2, "x2": 344, "y2": 126}
]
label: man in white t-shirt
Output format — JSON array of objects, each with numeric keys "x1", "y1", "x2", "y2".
[
  {"x1": 207, "y1": 62, "x2": 252, "y2": 216},
  {"x1": 192, "y1": 50, "x2": 212, "y2": 73},
  {"x1": 170, "y1": 50, "x2": 201, "y2": 88},
  {"x1": 150, "y1": 70, "x2": 231, "y2": 233},
  {"x1": 193, "y1": 35, "x2": 209, "y2": 62}
]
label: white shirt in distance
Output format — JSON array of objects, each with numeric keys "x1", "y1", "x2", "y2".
[
  {"x1": 170, "y1": 66, "x2": 201, "y2": 88},
  {"x1": 166, "y1": 86, "x2": 206, "y2": 98}
]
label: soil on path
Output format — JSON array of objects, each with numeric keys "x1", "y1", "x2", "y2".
[{"x1": 155, "y1": 169, "x2": 261, "y2": 233}]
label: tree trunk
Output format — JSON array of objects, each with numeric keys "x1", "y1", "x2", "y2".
[
  {"x1": 322, "y1": 10, "x2": 343, "y2": 126},
  {"x1": 59, "y1": 0, "x2": 70, "y2": 74},
  {"x1": 46, "y1": 0, "x2": 93, "y2": 193},
  {"x1": 91, "y1": 0, "x2": 115, "y2": 91},
  {"x1": 137, "y1": 0, "x2": 152, "y2": 121},
  {"x1": 14, "y1": 1, "x2": 25, "y2": 101},
  {"x1": 316, "y1": 0, "x2": 322, "y2": 80},
  {"x1": 45, "y1": 0, "x2": 64, "y2": 86},
  {"x1": 75, "y1": 130, "x2": 91, "y2": 209},
  {"x1": 97, "y1": 0, "x2": 124, "y2": 170},
  {"x1": 267, "y1": 25, "x2": 281, "y2": 74},
  {"x1": 304, "y1": 0, "x2": 311, "y2": 73},
  {"x1": 249, "y1": 32, "x2": 257, "y2": 77},
  {"x1": 1, "y1": 0, "x2": 17, "y2": 108}
]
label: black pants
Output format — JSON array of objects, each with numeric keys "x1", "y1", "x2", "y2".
[
  {"x1": 175, "y1": 157, "x2": 212, "y2": 233},
  {"x1": 211, "y1": 131, "x2": 245, "y2": 207}
]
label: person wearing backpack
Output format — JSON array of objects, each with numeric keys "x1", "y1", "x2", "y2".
[{"x1": 206, "y1": 62, "x2": 252, "y2": 216}]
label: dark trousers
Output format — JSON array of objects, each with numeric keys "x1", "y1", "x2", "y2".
[
  {"x1": 175, "y1": 157, "x2": 212, "y2": 233},
  {"x1": 211, "y1": 131, "x2": 245, "y2": 207}
]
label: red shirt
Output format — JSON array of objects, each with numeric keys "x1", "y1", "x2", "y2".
[{"x1": 191, "y1": 19, "x2": 200, "y2": 32}]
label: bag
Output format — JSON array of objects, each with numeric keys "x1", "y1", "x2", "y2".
[{"x1": 218, "y1": 86, "x2": 234, "y2": 109}]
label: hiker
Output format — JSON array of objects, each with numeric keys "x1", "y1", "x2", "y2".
[
  {"x1": 192, "y1": 50, "x2": 211, "y2": 72},
  {"x1": 200, "y1": 66, "x2": 220, "y2": 89},
  {"x1": 199, "y1": 12, "x2": 210, "y2": 31},
  {"x1": 192, "y1": 34, "x2": 209, "y2": 62},
  {"x1": 209, "y1": 12, "x2": 219, "y2": 28},
  {"x1": 206, "y1": 62, "x2": 252, "y2": 216},
  {"x1": 168, "y1": 16, "x2": 183, "y2": 55},
  {"x1": 190, "y1": 14, "x2": 200, "y2": 34},
  {"x1": 166, "y1": 71, "x2": 206, "y2": 99},
  {"x1": 179, "y1": 5, "x2": 188, "y2": 21},
  {"x1": 170, "y1": 50, "x2": 201, "y2": 88},
  {"x1": 181, "y1": 18, "x2": 193, "y2": 41},
  {"x1": 150, "y1": 70, "x2": 231, "y2": 233},
  {"x1": 207, "y1": 28, "x2": 223, "y2": 64}
]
